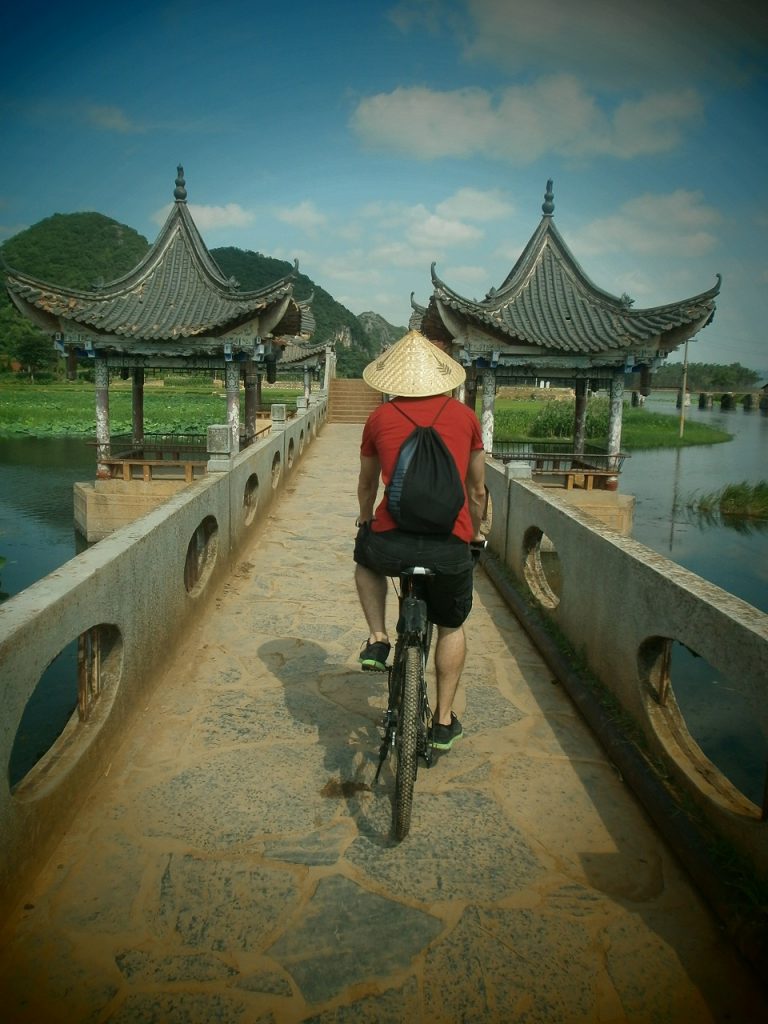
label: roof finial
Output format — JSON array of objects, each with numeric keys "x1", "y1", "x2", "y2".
[
  {"x1": 542, "y1": 179, "x2": 554, "y2": 216},
  {"x1": 174, "y1": 165, "x2": 187, "y2": 202}
]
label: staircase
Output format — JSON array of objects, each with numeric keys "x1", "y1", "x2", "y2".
[{"x1": 328, "y1": 378, "x2": 383, "y2": 423}]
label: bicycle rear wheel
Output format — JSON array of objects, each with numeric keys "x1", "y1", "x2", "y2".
[{"x1": 393, "y1": 644, "x2": 420, "y2": 840}]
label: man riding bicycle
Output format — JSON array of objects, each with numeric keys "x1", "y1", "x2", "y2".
[{"x1": 353, "y1": 330, "x2": 486, "y2": 751}]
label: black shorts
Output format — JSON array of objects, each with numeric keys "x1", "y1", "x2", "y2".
[{"x1": 354, "y1": 524, "x2": 474, "y2": 628}]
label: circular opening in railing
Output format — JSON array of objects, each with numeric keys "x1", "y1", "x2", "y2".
[
  {"x1": 639, "y1": 636, "x2": 766, "y2": 811},
  {"x1": 287, "y1": 438, "x2": 295, "y2": 469},
  {"x1": 271, "y1": 451, "x2": 282, "y2": 489},
  {"x1": 184, "y1": 515, "x2": 219, "y2": 595},
  {"x1": 243, "y1": 472, "x2": 259, "y2": 525},
  {"x1": 10, "y1": 623, "x2": 123, "y2": 797},
  {"x1": 298, "y1": 429, "x2": 305, "y2": 455},
  {"x1": 522, "y1": 526, "x2": 561, "y2": 609}
]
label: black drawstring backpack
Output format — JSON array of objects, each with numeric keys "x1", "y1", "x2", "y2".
[{"x1": 385, "y1": 398, "x2": 465, "y2": 534}]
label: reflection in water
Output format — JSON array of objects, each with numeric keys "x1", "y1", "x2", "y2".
[
  {"x1": 0, "y1": 436, "x2": 94, "y2": 596},
  {"x1": 621, "y1": 396, "x2": 768, "y2": 614},
  {"x1": 679, "y1": 506, "x2": 768, "y2": 535}
]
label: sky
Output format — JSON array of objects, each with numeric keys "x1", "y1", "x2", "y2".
[{"x1": 1, "y1": 0, "x2": 767, "y2": 373}]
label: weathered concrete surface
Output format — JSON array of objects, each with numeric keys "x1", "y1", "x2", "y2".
[{"x1": 0, "y1": 424, "x2": 765, "y2": 1023}]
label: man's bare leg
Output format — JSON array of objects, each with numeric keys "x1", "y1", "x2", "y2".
[
  {"x1": 355, "y1": 563, "x2": 388, "y2": 642},
  {"x1": 433, "y1": 625, "x2": 465, "y2": 725}
]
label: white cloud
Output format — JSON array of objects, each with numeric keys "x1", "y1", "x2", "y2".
[
  {"x1": 150, "y1": 202, "x2": 255, "y2": 229},
  {"x1": 84, "y1": 105, "x2": 144, "y2": 133},
  {"x1": 351, "y1": 77, "x2": 702, "y2": 163},
  {"x1": 436, "y1": 187, "x2": 514, "y2": 221},
  {"x1": 352, "y1": 86, "x2": 497, "y2": 158},
  {"x1": 572, "y1": 191, "x2": 721, "y2": 258},
  {"x1": 356, "y1": 199, "x2": 482, "y2": 254},
  {"x1": 407, "y1": 212, "x2": 482, "y2": 248},
  {"x1": 275, "y1": 200, "x2": 328, "y2": 232}
]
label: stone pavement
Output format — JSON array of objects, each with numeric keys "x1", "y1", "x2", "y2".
[{"x1": 0, "y1": 423, "x2": 766, "y2": 1023}]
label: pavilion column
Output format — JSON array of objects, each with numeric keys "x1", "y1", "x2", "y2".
[
  {"x1": 303, "y1": 364, "x2": 311, "y2": 402},
  {"x1": 225, "y1": 362, "x2": 241, "y2": 454},
  {"x1": 481, "y1": 371, "x2": 496, "y2": 454},
  {"x1": 607, "y1": 372, "x2": 625, "y2": 472},
  {"x1": 323, "y1": 345, "x2": 335, "y2": 389},
  {"x1": 66, "y1": 347, "x2": 78, "y2": 381},
  {"x1": 244, "y1": 360, "x2": 258, "y2": 442},
  {"x1": 573, "y1": 379, "x2": 588, "y2": 456},
  {"x1": 464, "y1": 372, "x2": 478, "y2": 412},
  {"x1": 94, "y1": 357, "x2": 111, "y2": 479},
  {"x1": 132, "y1": 367, "x2": 145, "y2": 448}
]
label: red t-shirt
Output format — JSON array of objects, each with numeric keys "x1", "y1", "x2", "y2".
[{"x1": 361, "y1": 395, "x2": 483, "y2": 542}]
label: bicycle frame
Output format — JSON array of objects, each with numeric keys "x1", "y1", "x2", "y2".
[{"x1": 375, "y1": 568, "x2": 434, "y2": 840}]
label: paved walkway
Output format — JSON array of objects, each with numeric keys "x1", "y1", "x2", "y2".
[{"x1": 1, "y1": 424, "x2": 766, "y2": 1023}]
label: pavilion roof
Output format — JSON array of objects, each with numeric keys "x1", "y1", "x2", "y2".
[
  {"x1": 413, "y1": 181, "x2": 720, "y2": 361},
  {"x1": 3, "y1": 167, "x2": 309, "y2": 349},
  {"x1": 279, "y1": 339, "x2": 330, "y2": 366}
]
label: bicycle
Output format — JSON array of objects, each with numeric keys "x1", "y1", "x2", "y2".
[{"x1": 374, "y1": 540, "x2": 486, "y2": 841}]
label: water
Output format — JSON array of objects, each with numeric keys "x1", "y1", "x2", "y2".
[
  {"x1": 0, "y1": 437, "x2": 95, "y2": 785},
  {"x1": 0, "y1": 437, "x2": 94, "y2": 597},
  {"x1": 621, "y1": 394, "x2": 767, "y2": 614}
]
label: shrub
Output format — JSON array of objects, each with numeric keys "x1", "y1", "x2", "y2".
[{"x1": 527, "y1": 398, "x2": 611, "y2": 439}]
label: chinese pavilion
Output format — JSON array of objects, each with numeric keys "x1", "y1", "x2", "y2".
[
  {"x1": 410, "y1": 181, "x2": 720, "y2": 476},
  {"x1": 4, "y1": 167, "x2": 317, "y2": 477}
]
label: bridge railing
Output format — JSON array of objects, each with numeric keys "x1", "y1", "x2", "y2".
[
  {"x1": 483, "y1": 459, "x2": 767, "y2": 886},
  {"x1": 0, "y1": 394, "x2": 328, "y2": 912}
]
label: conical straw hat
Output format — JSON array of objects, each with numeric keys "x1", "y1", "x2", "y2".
[{"x1": 362, "y1": 330, "x2": 465, "y2": 397}]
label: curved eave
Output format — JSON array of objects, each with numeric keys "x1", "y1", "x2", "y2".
[
  {"x1": 432, "y1": 249, "x2": 720, "y2": 355},
  {"x1": 5, "y1": 269, "x2": 295, "y2": 341},
  {"x1": 279, "y1": 341, "x2": 328, "y2": 365}
]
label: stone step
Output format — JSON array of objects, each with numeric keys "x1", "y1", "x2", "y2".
[{"x1": 328, "y1": 379, "x2": 382, "y2": 423}]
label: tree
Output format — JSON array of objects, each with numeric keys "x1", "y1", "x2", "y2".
[{"x1": 15, "y1": 327, "x2": 57, "y2": 380}]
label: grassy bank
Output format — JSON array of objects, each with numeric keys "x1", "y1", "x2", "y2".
[
  {"x1": 0, "y1": 382, "x2": 731, "y2": 449},
  {"x1": 491, "y1": 397, "x2": 731, "y2": 449},
  {"x1": 0, "y1": 381, "x2": 302, "y2": 437}
]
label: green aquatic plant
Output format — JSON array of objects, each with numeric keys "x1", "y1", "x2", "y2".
[{"x1": 680, "y1": 480, "x2": 768, "y2": 532}]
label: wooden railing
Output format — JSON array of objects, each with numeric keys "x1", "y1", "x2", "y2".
[
  {"x1": 491, "y1": 441, "x2": 628, "y2": 490},
  {"x1": 90, "y1": 426, "x2": 273, "y2": 482}
]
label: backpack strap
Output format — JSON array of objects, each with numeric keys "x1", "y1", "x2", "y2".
[
  {"x1": 430, "y1": 396, "x2": 453, "y2": 428},
  {"x1": 390, "y1": 396, "x2": 452, "y2": 428}
]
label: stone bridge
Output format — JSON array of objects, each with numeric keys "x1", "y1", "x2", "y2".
[{"x1": 0, "y1": 403, "x2": 766, "y2": 1022}]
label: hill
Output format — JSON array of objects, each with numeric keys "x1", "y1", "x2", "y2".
[
  {"x1": 357, "y1": 310, "x2": 405, "y2": 349},
  {"x1": 0, "y1": 214, "x2": 404, "y2": 378},
  {"x1": 0, "y1": 212, "x2": 151, "y2": 289}
]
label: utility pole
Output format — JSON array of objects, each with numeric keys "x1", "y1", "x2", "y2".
[{"x1": 678, "y1": 339, "x2": 689, "y2": 439}]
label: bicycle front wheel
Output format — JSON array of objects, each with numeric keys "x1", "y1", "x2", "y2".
[{"x1": 393, "y1": 644, "x2": 421, "y2": 841}]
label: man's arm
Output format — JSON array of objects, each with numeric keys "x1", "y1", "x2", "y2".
[
  {"x1": 357, "y1": 454, "x2": 381, "y2": 524},
  {"x1": 465, "y1": 448, "x2": 486, "y2": 541}
]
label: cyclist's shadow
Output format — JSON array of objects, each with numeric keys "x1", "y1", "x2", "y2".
[{"x1": 257, "y1": 637, "x2": 394, "y2": 844}]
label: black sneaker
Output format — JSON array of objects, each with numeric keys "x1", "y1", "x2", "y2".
[
  {"x1": 359, "y1": 638, "x2": 391, "y2": 672},
  {"x1": 430, "y1": 713, "x2": 463, "y2": 751}
]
